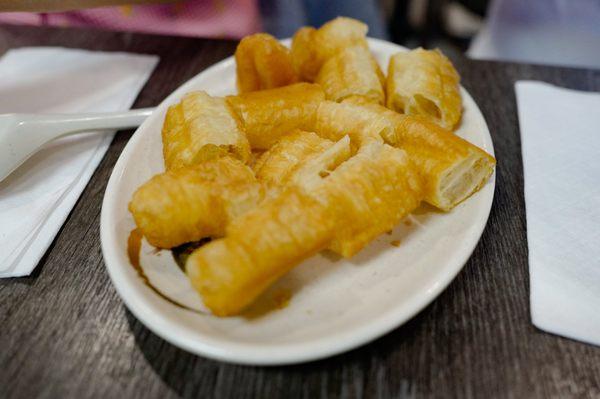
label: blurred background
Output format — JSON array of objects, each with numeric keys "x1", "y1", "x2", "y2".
[{"x1": 1, "y1": 0, "x2": 600, "y2": 69}]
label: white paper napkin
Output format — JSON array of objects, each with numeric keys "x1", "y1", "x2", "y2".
[
  {"x1": 516, "y1": 80, "x2": 600, "y2": 346},
  {"x1": 0, "y1": 47, "x2": 158, "y2": 278}
]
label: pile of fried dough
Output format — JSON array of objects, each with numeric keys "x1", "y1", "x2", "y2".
[{"x1": 129, "y1": 17, "x2": 496, "y2": 317}]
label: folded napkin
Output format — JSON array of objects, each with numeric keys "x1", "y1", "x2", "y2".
[
  {"x1": 0, "y1": 48, "x2": 158, "y2": 278},
  {"x1": 516, "y1": 81, "x2": 600, "y2": 346}
]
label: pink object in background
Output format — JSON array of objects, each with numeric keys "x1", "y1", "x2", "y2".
[{"x1": 0, "y1": 0, "x2": 261, "y2": 38}]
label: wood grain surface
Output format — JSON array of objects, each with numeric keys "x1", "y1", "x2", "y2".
[{"x1": 0, "y1": 24, "x2": 599, "y2": 399}]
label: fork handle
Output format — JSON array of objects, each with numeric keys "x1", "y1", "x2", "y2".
[
  {"x1": 23, "y1": 107, "x2": 155, "y2": 140},
  {"x1": 0, "y1": 108, "x2": 155, "y2": 182}
]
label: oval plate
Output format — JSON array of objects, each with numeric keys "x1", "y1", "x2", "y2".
[{"x1": 101, "y1": 38, "x2": 495, "y2": 365}]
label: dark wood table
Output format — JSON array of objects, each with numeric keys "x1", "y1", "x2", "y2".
[{"x1": 1, "y1": 24, "x2": 599, "y2": 399}]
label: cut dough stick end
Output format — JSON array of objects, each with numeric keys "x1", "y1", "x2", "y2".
[{"x1": 434, "y1": 151, "x2": 496, "y2": 211}]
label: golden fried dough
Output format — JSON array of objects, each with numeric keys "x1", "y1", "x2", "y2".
[
  {"x1": 185, "y1": 136, "x2": 424, "y2": 316},
  {"x1": 253, "y1": 130, "x2": 334, "y2": 186},
  {"x1": 315, "y1": 45, "x2": 385, "y2": 104},
  {"x1": 291, "y1": 138, "x2": 423, "y2": 257},
  {"x1": 387, "y1": 48, "x2": 462, "y2": 130},
  {"x1": 129, "y1": 157, "x2": 262, "y2": 249},
  {"x1": 318, "y1": 98, "x2": 495, "y2": 211},
  {"x1": 226, "y1": 83, "x2": 325, "y2": 149},
  {"x1": 323, "y1": 143, "x2": 422, "y2": 257},
  {"x1": 290, "y1": 27, "x2": 320, "y2": 82},
  {"x1": 255, "y1": 131, "x2": 423, "y2": 257},
  {"x1": 162, "y1": 91, "x2": 251, "y2": 170},
  {"x1": 235, "y1": 33, "x2": 299, "y2": 93},
  {"x1": 186, "y1": 187, "x2": 335, "y2": 316},
  {"x1": 291, "y1": 17, "x2": 369, "y2": 82},
  {"x1": 134, "y1": 18, "x2": 495, "y2": 317},
  {"x1": 315, "y1": 100, "x2": 386, "y2": 147},
  {"x1": 385, "y1": 113, "x2": 494, "y2": 211}
]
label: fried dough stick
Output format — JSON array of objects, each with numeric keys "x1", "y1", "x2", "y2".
[
  {"x1": 186, "y1": 187, "x2": 335, "y2": 316},
  {"x1": 290, "y1": 17, "x2": 384, "y2": 104},
  {"x1": 129, "y1": 157, "x2": 262, "y2": 249},
  {"x1": 162, "y1": 91, "x2": 251, "y2": 170},
  {"x1": 315, "y1": 45, "x2": 385, "y2": 105},
  {"x1": 291, "y1": 139, "x2": 423, "y2": 257},
  {"x1": 186, "y1": 137, "x2": 424, "y2": 315},
  {"x1": 387, "y1": 48, "x2": 462, "y2": 130},
  {"x1": 226, "y1": 83, "x2": 325, "y2": 149},
  {"x1": 315, "y1": 100, "x2": 385, "y2": 147},
  {"x1": 256, "y1": 132, "x2": 423, "y2": 256},
  {"x1": 235, "y1": 33, "x2": 299, "y2": 93},
  {"x1": 291, "y1": 17, "x2": 369, "y2": 82},
  {"x1": 253, "y1": 130, "x2": 335, "y2": 186},
  {"x1": 314, "y1": 99, "x2": 495, "y2": 211}
]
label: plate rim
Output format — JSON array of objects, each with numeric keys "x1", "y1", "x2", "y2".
[{"x1": 100, "y1": 37, "x2": 496, "y2": 365}]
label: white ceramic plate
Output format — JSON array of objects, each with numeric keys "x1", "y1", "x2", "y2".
[{"x1": 101, "y1": 38, "x2": 495, "y2": 365}]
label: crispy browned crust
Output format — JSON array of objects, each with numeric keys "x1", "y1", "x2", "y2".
[
  {"x1": 291, "y1": 17, "x2": 369, "y2": 82},
  {"x1": 186, "y1": 187, "x2": 335, "y2": 316},
  {"x1": 235, "y1": 33, "x2": 299, "y2": 93},
  {"x1": 318, "y1": 99, "x2": 495, "y2": 211},
  {"x1": 129, "y1": 157, "x2": 262, "y2": 249},
  {"x1": 316, "y1": 45, "x2": 385, "y2": 104},
  {"x1": 139, "y1": 20, "x2": 495, "y2": 317},
  {"x1": 253, "y1": 130, "x2": 334, "y2": 186},
  {"x1": 386, "y1": 48, "x2": 462, "y2": 130},
  {"x1": 186, "y1": 136, "x2": 424, "y2": 315},
  {"x1": 226, "y1": 83, "x2": 325, "y2": 149},
  {"x1": 162, "y1": 91, "x2": 251, "y2": 170}
]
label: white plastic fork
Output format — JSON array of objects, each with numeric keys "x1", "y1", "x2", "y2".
[{"x1": 0, "y1": 108, "x2": 154, "y2": 182}]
